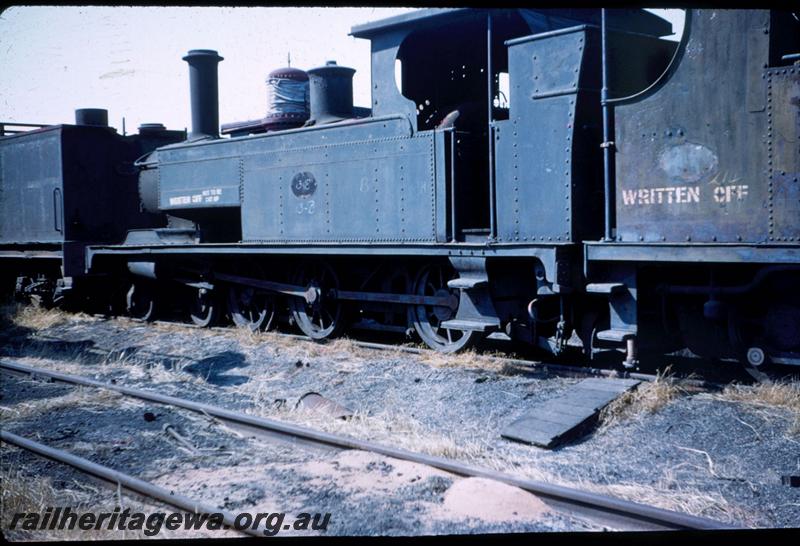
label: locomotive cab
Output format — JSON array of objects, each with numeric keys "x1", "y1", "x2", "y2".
[{"x1": 353, "y1": 8, "x2": 675, "y2": 244}]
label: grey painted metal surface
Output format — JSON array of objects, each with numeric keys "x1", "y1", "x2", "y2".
[
  {"x1": 350, "y1": 8, "x2": 672, "y2": 40},
  {"x1": 612, "y1": 10, "x2": 798, "y2": 246},
  {"x1": 154, "y1": 114, "x2": 444, "y2": 244},
  {"x1": 183, "y1": 49, "x2": 224, "y2": 140},
  {"x1": 86, "y1": 241, "x2": 576, "y2": 295},
  {"x1": 495, "y1": 26, "x2": 602, "y2": 245},
  {"x1": 74, "y1": 108, "x2": 109, "y2": 127},
  {"x1": 585, "y1": 242, "x2": 800, "y2": 264},
  {"x1": 154, "y1": 116, "x2": 412, "y2": 216},
  {"x1": 0, "y1": 128, "x2": 64, "y2": 245},
  {"x1": 306, "y1": 61, "x2": 356, "y2": 125},
  {"x1": 241, "y1": 127, "x2": 440, "y2": 243},
  {"x1": 0, "y1": 124, "x2": 183, "y2": 275}
]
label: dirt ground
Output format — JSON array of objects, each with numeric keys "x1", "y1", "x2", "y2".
[{"x1": 1, "y1": 306, "x2": 799, "y2": 538}]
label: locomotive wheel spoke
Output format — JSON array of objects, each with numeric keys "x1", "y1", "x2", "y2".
[
  {"x1": 189, "y1": 288, "x2": 219, "y2": 328},
  {"x1": 289, "y1": 261, "x2": 343, "y2": 341},
  {"x1": 410, "y1": 263, "x2": 481, "y2": 353},
  {"x1": 228, "y1": 283, "x2": 275, "y2": 332},
  {"x1": 126, "y1": 281, "x2": 156, "y2": 322}
]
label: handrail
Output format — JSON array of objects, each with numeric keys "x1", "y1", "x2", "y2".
[{"x1": 0, "y1": 121, "x2": 51, "y2": 136}]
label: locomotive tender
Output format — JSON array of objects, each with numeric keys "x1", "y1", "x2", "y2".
[{"x1": 1, "y1": 8, "x2": 798, "y2": 377}]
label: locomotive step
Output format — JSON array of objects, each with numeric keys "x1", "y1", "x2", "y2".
[
  {"x1": 595, "y1": 329, "x2": 637, "y2": 343},
  {"x1": 440, "y1": 319, "x2": 500, "y2": 332},
  {"x1": 447, "y1": 277, "x2": 489, "y2": 289},
  {"x1": 500, "y1": 377, "x2": 641, "y2": 448},
  {"x1": 585, "y1": 283, "x2": 626, "y2": 294}
]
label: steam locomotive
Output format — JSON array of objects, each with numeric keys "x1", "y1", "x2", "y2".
[{"x1": 1, "y1": 8, "x2": 798, "y2": 378}]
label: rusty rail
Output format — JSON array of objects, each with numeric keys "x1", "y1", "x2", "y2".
[
  {"x1": 1, "y1": 359, "x2": 734, "y2": 531},
  {"x1": 0, "y1": 430, "x2": 260, "y2": 537}
]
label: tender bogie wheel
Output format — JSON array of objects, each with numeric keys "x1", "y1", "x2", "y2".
[
  {"x1": 289, "y1": 261, "x2": 344, "y2": 341},
  {"x1": 126, "y1": 281, "x2": 156, "y2": 322},
  {"x1": 189, "y1": 288, "x2": 219, "y2": 328},
  {"x1": 410, "y1": 263, "x2": 481, "y2": 353},
  {"x1": 742, "y1": 346, "x2": 772, "y2": 382},
  {"x1": 728, "y1": 307, "x2": 775, "y2": 382},
  {"x1": 228, "y1": 284, "x2": 276, "y2": 332}
]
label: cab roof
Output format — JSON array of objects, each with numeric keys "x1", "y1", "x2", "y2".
[{"x1": 350, "y1": 8, "x2": 673, "y2": 39}]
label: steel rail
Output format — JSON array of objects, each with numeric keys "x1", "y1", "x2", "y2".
[
  {"x1": 1, "y1": 359, "x2": 733, "y2": 531},
  {"x1": 0, "y1": 430, "x2": 261, "y2": 537}
]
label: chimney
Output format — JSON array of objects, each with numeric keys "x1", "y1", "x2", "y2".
[
  {"x1": 75, "y1": 108, "x2": 109, "y2": 126},
  {"x1": 307, "y1": 60, "x2": 355, "y2": 125},
  {"x1": 182, "y1": 49, "x2": 224, "y2": 140}
]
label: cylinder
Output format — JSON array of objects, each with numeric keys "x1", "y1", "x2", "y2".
[
  {"x1": 307, "y1": 60, "x2": 355, "y2": 125},
  {"x1": 74, "y1": 108, "x2": 108, "y2": 127},
  {"x1": 182, "y1": 49, "x2": 224, "y2": 140}
]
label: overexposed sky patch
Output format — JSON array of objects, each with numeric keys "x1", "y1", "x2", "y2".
[
  {"x1": 0, "y1": 7, "x2": 414, "y2": 131},
  {"x1": 0, "y1": 7, "x2": 684, "y2": 133}
]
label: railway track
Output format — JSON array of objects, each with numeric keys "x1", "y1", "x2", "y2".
[
  {"x1": 1, "y1": 358, "x2": 734, "y2": 532},
  {"x1": 0, "y1": 430, "x2": 260, "y2": 538}
]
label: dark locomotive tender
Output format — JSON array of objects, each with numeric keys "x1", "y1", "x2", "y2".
[
  {"x1": 1, "y1": 8, "x2": 798, "y2": 378},
  {"x1": 0, "y1": 109, "x2": 184, "y2": 307}
]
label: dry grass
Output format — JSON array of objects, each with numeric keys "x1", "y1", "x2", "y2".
[
  {"x1": 717, "y1": 381, "x2": 800, "y2": 412},
  {"x1": 2, "y1": 303, "x2": 94, "y2": 332},
  {"x1": 599, "y1": 368, "x2": 684, "y2": 429},
  {"x1": 245, "y1": 399, "x2": 489, "y2": 462},
  {"x1": 0, "y1": 383, "x2": 130, "y2": 422},
  {"x1": 416, "y1": 348, "x2": 509, "y2": 373},
  {"x1": 5, "y1": 343, "x2": 218, "y2": 396},
  {"x1": 712, "y1": 381, "x2": 800, "y2": 435},
  {"x1": 592, "y1": 481, "x2": 755, "y2": 527},
  {"x1": 0, "y1": 462, "x2": 224, "y2": 539},
  {"x1": 0, "y1": 307, "x2": 781, "y2": 530},
  {"x1": 0, "y1": 463, "x2": 152, "y2": 540},
  {"x1": 12, "y1": 340, "x2": 92, "y2": 366},
  {"x1": 120, "y1": 353, "x2": 217, "y2": 392},
  {"x1": 491, "y1": 446, "x2": 757, "y2": 527}
]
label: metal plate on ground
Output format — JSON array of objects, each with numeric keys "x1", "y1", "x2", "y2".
[{"x1": 501, "y1": 378, "x2": 640, "y2": 449}]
